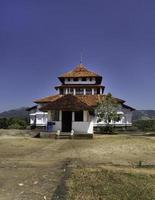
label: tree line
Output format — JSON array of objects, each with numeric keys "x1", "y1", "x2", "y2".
[{"x1": 0, "y1": 118, "x2": 28, "y2": 129}]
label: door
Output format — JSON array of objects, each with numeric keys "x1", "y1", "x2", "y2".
[{"x1": 62, "y1": 111, "x2": 72, "y2": 132}]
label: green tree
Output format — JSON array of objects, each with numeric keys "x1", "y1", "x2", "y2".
[
  {"x1": 0, "y1": 118, "x2": 9, "y2": 129},
  {"x1": 8, "y1": 118, "x2": 27, "y2": 129},
  {"x1": 96, "y1": 93, "x2": 121, "y2": 133}
]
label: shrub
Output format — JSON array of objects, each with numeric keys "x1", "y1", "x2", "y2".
[{"x1": 133, "y1": 119, "x2": 155, "y2": 132}]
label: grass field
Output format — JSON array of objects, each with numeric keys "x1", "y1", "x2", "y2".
[
  {"x1": 0, "y1": 131, "x2": 154, "y2": 200},
  {"x1": 67, "y1": 167, "x2": 155, "y2": 200}
]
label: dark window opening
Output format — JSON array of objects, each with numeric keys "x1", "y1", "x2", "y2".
[
  {"x1": 97, "y1": 88, "x2": 100, "y2": 94},
  {"x1": 60, "y1": 89, "x2": 63, "y2": 94},
  {"x1": 67, "y1": 78, "x2": 70, "y2": 81},
  {"x1": 75, "y1": 111, "x2": 83, "y2": 121},
  {"x1": 76, "y1": 88, "x2": 83, "y2": 95},
  {"x1": 82, "y1": 77, "x2": 86, "y2": 81},
  {"x1": 94, "y1": 89, "x2": 97, "y2": 94},
  {"x1": 73, "y1": 78, "x2": 78, "y2": 81},
  {"x1": 53, "y1": 111, "x2": 59, "y2": 121},
  {"x1": 86, "y1": 88, "x2": 92, "y2": 95},
  {"x1": 69, "y1": 88, "x2": 74, "y2": 94}
]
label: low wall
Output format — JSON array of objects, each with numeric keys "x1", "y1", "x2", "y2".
[{"x1": 72, "y1": 122, "x2": 93, "y2": 134}]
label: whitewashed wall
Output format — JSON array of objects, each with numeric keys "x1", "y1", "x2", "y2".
[
  {"x1": 72, "y1": 121, "x2": 94, "y2": 134},
  {"x1": 30, "y1": 112, "x2": 48, "y2": 126},
  {"x1": 64, "y1": 77, "x2": 96, "y2": 84},
  {"x1": 52, "y1": 121, "x2": 61, "y2": 131}
]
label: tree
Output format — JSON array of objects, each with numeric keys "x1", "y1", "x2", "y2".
[
  {"x1": 96, "y1": 93, "x2": 121, "y2": 133},
  {"x1": 0, "y1": 118, "x2": 9, "y2": 129}
]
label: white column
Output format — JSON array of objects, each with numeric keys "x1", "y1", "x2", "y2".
[
  {"x1": 72, "y1": 112, "x2": 75, "y2": 121},
  {"x1": 65, "y1": 88, "x2": 68, "y2": 94},
  {"x1": 59, "y1": 110, "x2": 62, "y2": 121},
  {"x1": 48, "y1": 111, "x2": 52, "y2": 121},
  {"x1": 57, "y1": 88, "x2": 60, "y2": 94},
  {"x1": 84, "y1": 88, "x2": 86, "y2": 95},
  {"x1": 84, "y1": 110, "x2": 87, "y2": 122},
  {"x1": 100, "y1": 88, "x2": 102, "y2": 94},
  {"x1": 73, "y1": 88, "x2": 76, "y2": 95},
  {"x1": 92, "y1": 88, "x2": 95, "y2": 95}
]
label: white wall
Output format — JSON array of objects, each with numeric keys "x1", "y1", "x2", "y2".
[
  {"x1": 64, "y1": 77, "x2": 96, "y2": 84},
  {"x1": 30, "y1": 112, "x2": 48, "y2": 126},
  {"x1": 52, "y1": 121, "x2": 61, "y2": 131},
  {"x1": 72, "y1": 122, "x2": 93, "y2": 134}
]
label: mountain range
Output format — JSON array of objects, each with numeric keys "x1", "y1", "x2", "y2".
[{"x1": 0, "y1": 107, "x2": 29, "y2": 119}]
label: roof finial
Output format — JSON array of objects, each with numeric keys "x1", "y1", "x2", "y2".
[{"x1": 80, "y1": 52, "x2": 83, "y2": 64}]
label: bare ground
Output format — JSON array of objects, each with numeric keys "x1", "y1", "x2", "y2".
[{"x1": 0, "y1": 132, "x2": 154, "y2": 200}]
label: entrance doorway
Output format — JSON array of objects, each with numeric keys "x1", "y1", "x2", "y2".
[{"x1": 62, "y1": 111, "x2": 72, "y2": 132}]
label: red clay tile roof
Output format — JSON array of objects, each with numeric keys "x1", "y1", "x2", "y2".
[
  {"x1": 39, "y1": 94, "x2": 125, "y2": 111},
  {"x1": 40, "y1": 94, "x2": 92, "y2": 111},
  {"x1": 34, "y1": 94, "x2": 61, "y2": 103},
  {"x1": 59, "y1": 64, "x2": 102, "y2": 78}
]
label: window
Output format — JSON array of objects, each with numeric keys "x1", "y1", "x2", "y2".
[
  {"x1": 97, "y1": 88, "x2": 100, "y2": 94},
  {"x1": 69, "y1": 88, "x2": 74, "y2": 94},
  {"x1": 53, "y1": 111, "x2": 59, "y2": 121},
  {"x1": 76, "y1": 88, "x2": 83, "y2": 95},
  {"x1": 59, "y1": 89, "x2": 63, "y2": 94},
  {"x1": 82, "y1": 77, "x2": 86, "y2": 81},
  {"x1": 86, "y1": 88, "x2": 92, "y2": 95},
  {"x1": 75, "y1": 111, "x2": 83, "y2": 121},
  {"x1": 94, "y1": 89, "x2": 97, "y2": 94},
  {"x1": 73, "y1": 78, "x2": 78, "y2": 81},
  {"x1": 67, "y1": 78, "x2": 70, "y2": 81}
]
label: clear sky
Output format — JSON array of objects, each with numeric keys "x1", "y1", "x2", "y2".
[{"x1": 0, "y1": 0, "x2": 155, "y2": 112}]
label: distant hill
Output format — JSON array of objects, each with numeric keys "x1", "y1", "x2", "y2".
[
  {"x1": 133, "y1": 110, "x2": 155, "y2": 121},
  {"x1": 0, "y1": 107, "x2": 29, "y2": 119}
]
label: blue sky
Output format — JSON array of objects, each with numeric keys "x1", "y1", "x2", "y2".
[{"x1": 0, "y1": 0, "x2": 155, "y2": 112}]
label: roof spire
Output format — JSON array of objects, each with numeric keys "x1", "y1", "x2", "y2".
[{"x1": 80, "y1": 52, "x2": 83, "y2": 64}]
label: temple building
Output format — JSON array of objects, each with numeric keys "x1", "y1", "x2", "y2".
[{"x1": 28, "y1": 64, "x2": 135, "y2": 134}]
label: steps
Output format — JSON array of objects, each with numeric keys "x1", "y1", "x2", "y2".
[{"x1": 55, "y1": 132, "x2": 73, "y2": 139}]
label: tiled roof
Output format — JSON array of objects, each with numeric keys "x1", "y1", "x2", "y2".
[
  {"x1": 59, "y1": 64, "x2": 101, "y2": 78},
  {"x1": 39, "y1": 94, "x2": 125, "y2": 111},
  {"x1": 40, "y1": 94, "x2": 91, "y2": 111},
  {"x1": 34, "y1": 94, "x2": 61, "y2": 103}
]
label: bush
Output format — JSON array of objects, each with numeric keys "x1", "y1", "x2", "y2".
[
  {"x1": 0, "y1": 117, "x2": 28, "y2": 129},
  {"x1": 133, "y1": 119, "x2": 155, "y2": 132},
  {"x1": 0, "y1": 118, "x2": 9, "y2": 129}
]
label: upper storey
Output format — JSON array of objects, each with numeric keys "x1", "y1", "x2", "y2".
[{"x1": 58, "y1": 63, "x2": 102, "y2": 85}]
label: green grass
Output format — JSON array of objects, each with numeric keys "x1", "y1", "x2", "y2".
[{"x1": 67, "y1": 168, "x2": 155, "y2": 200}]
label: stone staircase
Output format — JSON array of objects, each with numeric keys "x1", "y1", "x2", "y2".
[{"x1": 55, "y1": 132, "x2": 73, "y2": 139}]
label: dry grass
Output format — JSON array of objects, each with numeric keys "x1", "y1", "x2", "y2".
[
  {"x1": 67, "y1": 167, "x2": 155, "y2": 200},
  {"x1": 0, "y1": 131, "x2": 154, "y2": 199}
]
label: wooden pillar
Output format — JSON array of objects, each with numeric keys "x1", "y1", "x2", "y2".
[
  {"x1": 59, "y1": 110, "x2": 62, "y2": 121},
  {"x1": 84, "y1": 110, "x2": 87, "y2": 122},
  {"x1": 48, "y1": 110, "x2": 52, "y2": 121},
  {"x1": 92, "y1": 88, "x2": 95, "y2": 95},
  {"x1": 73, "y1": 88, "x2": 76, "y2": 95},
  {"x1": 84, "y1": 88, "x2": 86, "y2": 95},
  {"x1": 72, "y1": 112, "x2": 75, "y2": 121}
]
